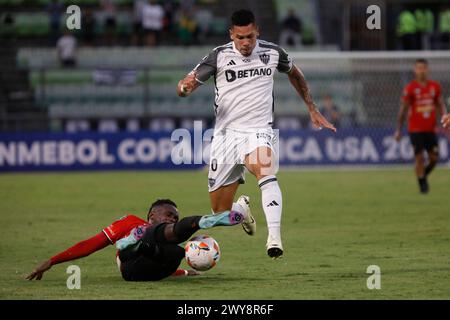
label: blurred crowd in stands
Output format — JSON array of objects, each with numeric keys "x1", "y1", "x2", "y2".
[
  {"x1": 42, "y1": 0, "x2": 222, "y2": 67},
  {"x1": 1, "y1": 0, "x2": 220, "y2": 47},
  {"x1": 396, "y1": 6, "x2": 450, "y2": 50},
  {"x1": 1, "y1": 1, "x2": 449, "y2": 52},
  {"x1": 0, "y1": 0, "x2": 311, "y2": 49},
  {"x1": 49, "y1": 2, "x2": 306, "y2": 67},
  {"x1": 64, "y1": 0, "x2": 215, "y2": 47}
]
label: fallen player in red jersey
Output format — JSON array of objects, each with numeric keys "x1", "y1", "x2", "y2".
[{"x1": 26, "y1": 199, "x2": 244, "y2": 281}]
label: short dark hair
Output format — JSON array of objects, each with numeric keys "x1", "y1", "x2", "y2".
[
  {"x1": 148, "y1": 199, "x2": 177, "y2": 216},
  {"x1": 416, "y1": 58, "x2": 428, "y2": 65},
  {"x1": 231, "y1": 9, "x2": 256, "y2": 27}
]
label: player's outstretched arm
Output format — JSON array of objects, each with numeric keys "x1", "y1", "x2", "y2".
[
  {"x1": 394, "y1": 101, "x2": 409, "y2": 141},
  {"x1": 287, "y1": 65, "x2": 336, "y2": 132},
  {"x1": 177, "y1": 71, "x2": 201, "y2": 97},
  {"x1": 26, "y1": 232, "x2": 110, "y2": 280}
]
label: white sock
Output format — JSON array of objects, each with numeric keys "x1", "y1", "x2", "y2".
[{"x1": 258, "y1": 175, "x2": 282, "y2": 240}]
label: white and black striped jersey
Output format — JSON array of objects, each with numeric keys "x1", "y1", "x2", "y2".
[{"x1": 191, "y1": 39, "x2": 293, "y2": 132}]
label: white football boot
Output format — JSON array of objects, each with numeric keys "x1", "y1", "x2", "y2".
[
  {"x1": 266, "y1": 234, "x2": 283, "y2": 259},
  {"x1": 236, "y1": 195, "x2": 256, "y2": 236}
]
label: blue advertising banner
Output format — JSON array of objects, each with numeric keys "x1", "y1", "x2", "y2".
[
  {"x1": 278, "y1": 128, "x2": 449, "y2": 166},
  {"x1": 0, "y1": 129, "x2": 448, "y2": 172}
]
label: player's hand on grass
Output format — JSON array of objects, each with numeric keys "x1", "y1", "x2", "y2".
[
  {"x1": 394, "y1": 129, "x2": 402, "y2": 141},
  {"x1": 309, "y1": 107, "x2": 337, "y2": 132},
  {"x1": 441, "y1": 114, "x2": 450, "y2": 128},
  {"x1": 26, "y1": 259, "x2": 52, "y2": 280}
]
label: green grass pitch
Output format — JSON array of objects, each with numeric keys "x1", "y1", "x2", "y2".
[{"x1": 0, "y1": 169, "x2": 449, "y2": 299}]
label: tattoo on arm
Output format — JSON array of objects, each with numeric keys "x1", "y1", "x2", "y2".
[{"x1": 288, "y1": 65, "x2": 316, "y2": 111}]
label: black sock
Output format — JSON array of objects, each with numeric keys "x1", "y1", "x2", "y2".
[
  {"x1": 418, "y1": 177, "x2": 429, "y2": 193},
  {"x1": 425, "y1": 164, "x2": 435, "y2": 176},
  {"x1": 172, "y1": 216, "x2": 202, "y2": 242},
  {"x1": 152, "y1": 216, "x2": 202, "y2": 244}
]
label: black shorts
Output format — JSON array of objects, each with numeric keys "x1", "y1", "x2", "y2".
[
  {"x1": 409, "y1": 132, "x2": 439, "y2": 155},
  {"x1": 120, "y1": 253, "x2": 182, "y2": 281},
  {"x1": 120, "y1": 223, "x2": 184, "y2": 281}
]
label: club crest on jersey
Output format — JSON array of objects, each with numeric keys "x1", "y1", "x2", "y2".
[{"x1": 259, "y1": 53, "x2": 270, "y2": 65}]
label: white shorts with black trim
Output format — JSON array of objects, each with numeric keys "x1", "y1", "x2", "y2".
[{"x1": 207, "y1": 127, "x2": 278, "y2": 192}]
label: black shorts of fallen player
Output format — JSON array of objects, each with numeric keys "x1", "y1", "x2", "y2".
[{"x1": 120, "y1": 223, "x2": 185, "y2": 281}]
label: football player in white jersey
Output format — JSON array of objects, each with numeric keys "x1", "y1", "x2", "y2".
[{"x1": 177, "y1": 9, "x2": 336, "y2": 259}]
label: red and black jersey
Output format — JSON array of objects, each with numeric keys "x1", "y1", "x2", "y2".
[
  {"x1": 401, "y1": 80, "x2": 442, "y2": 133},
  {"x1": 49, "y1": 214, "x2": 189, "y2": 277},
  {"x1": 102, "y1": 214, "x2": 149, "y2": 245}
]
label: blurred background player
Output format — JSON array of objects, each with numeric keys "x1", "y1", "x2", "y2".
[
  {"x1": 394, "y1": 59, "x2": 447, "y2": 194},
  {"x1": 26, "y1": 199, "x2": 245, "y2": 281},
  {"x1": 56, "y1": 29, "x2": 77, "y2": 68},
  {"x1": 177, "y1": 10, "x2": 336, "y2": 259}
]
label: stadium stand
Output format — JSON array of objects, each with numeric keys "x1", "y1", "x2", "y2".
[{"x1": 1, "y1": 0, "x2": 449, "y2": 133}]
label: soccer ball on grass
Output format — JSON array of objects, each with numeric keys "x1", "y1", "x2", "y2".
[{"x1": 184, "y1": 235, "x2": 221, "y2": 271}]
